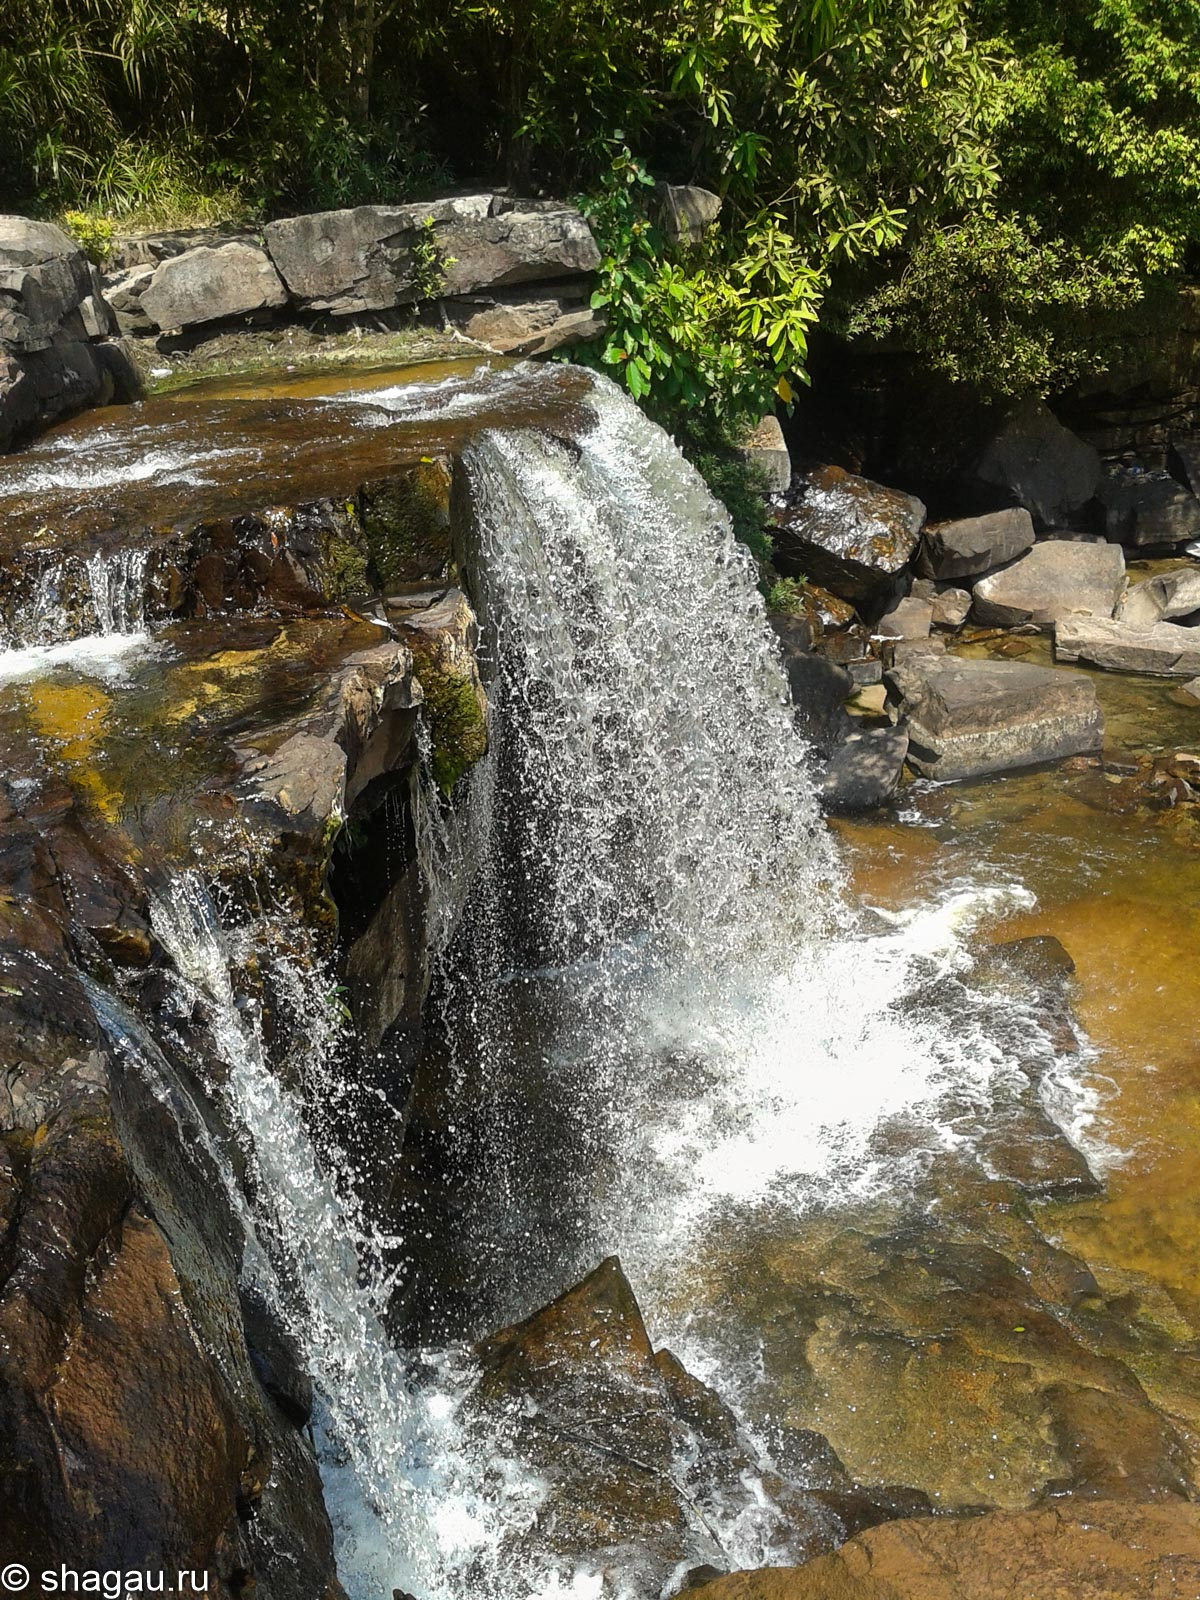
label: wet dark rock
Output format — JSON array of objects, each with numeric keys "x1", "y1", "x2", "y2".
[
  {"x1": 360, "y1": 458, "x2": 453, "y2": 586},
  {"x1": 1096, "y1": 468, "x2": 1200, "y2": 548},
  {"x1": 773, "y1": 465, "x2": 926, "y2": 605},
  {"x1": 392, "y1": 588, "x2": 488, "y2": 794},
  {"x1": 469, "y1": 1259, "x2": 845, "y2": 1586},
  {"x1": 780, "y1": 647, "x2": 854, "y2": 757},
  {"x1": 1042, "y1": 1383, "x2": 1193, "y2": 1501},
  {"x1": 918, "y1": 507, "x2": 1035, "y2": 581},
  {"x1": 889, "y1": 656, "x2": 1105, "y2": 781},
  {"x1": 972, "y1": 541, "x2": 1126, "y2": 631},
  {"x1": 0, "y1": 968, "x2": 343, "y2": 1597},
  {"x1": 683, "y1": 1499, "x2": 1200, "y2": 1598},
  {"x1": 1055, "y1": 615, "x2": 1200, "y2": 677},
  {"x1": 820, "y1": 726, "x2": 909, "y2": 813},
  {"x1": 972, "y1": 400, "x2": 1102, "y2": 530},
  {"x1": 140, "y1": 241, "x2": 288, "y2": 331}
]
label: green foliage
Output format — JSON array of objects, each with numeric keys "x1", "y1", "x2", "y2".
[
  {"x1": 765, "y1": 576, "x2": 810, "y2": 614},
  {"x1": 674, "y1": 414, "x2": 775, "y2": 564},
  {"x1": 854, "y1": 0, "x2": 1200, "y2": 393},
  {"x1": 579, "y1": 148, "x2": 819, "y2": 425},
  {"x1": 60, "y1": 210, "x2": 115, "y2": 266}
]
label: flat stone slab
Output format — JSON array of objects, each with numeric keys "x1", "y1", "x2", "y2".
[
  {"x1": 1055, "y1": 615, "x2": 1200, "y2": 677},
  {"x1": 918, "y1": 507, "x2": 1034, "y2": 581},
  {"x1": 973, "y1": 540, "x2": 1126, "y2": 630},
  {"x1": 889, "y1": 655, "x2": 1104, "y2": 780}
]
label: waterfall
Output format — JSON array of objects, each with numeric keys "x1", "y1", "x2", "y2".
[
  {"x1": 78, "y1": 369, "x2": 1093, "y2": 1600},
  {"x1": 86, "y1": 546, "x2": 149, "y2": 635}
]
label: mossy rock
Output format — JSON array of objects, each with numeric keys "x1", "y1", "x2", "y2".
[
  {"x1": 395, "y1": 590, "x2": 487, "y2": 793},
  {"x1": 360, "y1": 460, "x2": 453, "y2": 589}
]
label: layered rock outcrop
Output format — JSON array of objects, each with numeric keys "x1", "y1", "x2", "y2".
[{"x1": 0, "y1": 216, "x2": 139, "y2": 449}]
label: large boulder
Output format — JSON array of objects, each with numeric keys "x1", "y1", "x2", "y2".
[
  {"x1": 0, "y1": 215, "x2": 134, "y2": 448},
  {"x1": 264, "y1": 197, "x2": 599, "y2": 316},
  {"x1": 972, "y1": 540, "x2": 1126, "y2": 630},
  {"x1": 889, "y1": 656, "x2": 1104, "y2": 780},
  {"x1": 1118, "y1": 566, "x2": 1200, "y2": 627},
  {"x1": 139, "y1": 240, "x2": 288, "y2": 331},
  {"x1": 918, "y1": 507, "x2": 1034, "y2": 581},
  {"x1": 685, "y1": 1499, "x2": 1200, "y2": 1600},
  {"x1": 1096, "y1": 467, "x2": 1200, "y2": 548},
  {"x1": 773, "y1": 465, "x2": 926, "y2": 604},
  {"x1": 1168, "y1": 437, "x2": 1200, "y2": 497},
  {"x1": 972, "y1": 400, "x2": 1102, "y2": 529},
  {"x1": 1055, "y1": 615, "x2": 1200, "y2": 677}
]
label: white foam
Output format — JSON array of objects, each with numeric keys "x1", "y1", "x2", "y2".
[{"x1": 0, "y1": 629, "x2": 150, "y2": 683}]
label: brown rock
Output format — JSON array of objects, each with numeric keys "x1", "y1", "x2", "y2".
[
  {"x1": 774, "y1": 466, "x2": 925, "y2": 604},
  {"x1": 685, "y1": 1499, "x2": 1200, "y2": 1598}
]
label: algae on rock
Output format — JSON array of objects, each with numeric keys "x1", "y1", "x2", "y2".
[{"x1": 392, "y1": 588, "x2": 488, "y2": 793}]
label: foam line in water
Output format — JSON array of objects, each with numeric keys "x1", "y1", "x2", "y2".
[{"x1": 0, "y1": 629, "x2": 149, "y2": 683}]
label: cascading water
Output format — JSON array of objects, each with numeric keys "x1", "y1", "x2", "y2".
[{"x1": 424, "y1": 378, "x2": 1094, "y2": 1331}]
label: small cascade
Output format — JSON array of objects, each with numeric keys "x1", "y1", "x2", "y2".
[
  {"x1": 86, "y1": 546, "x2": 149, "y2": 634},
  {"x1": 0, "y1": 545, "x2": 150, "y2": 679}
]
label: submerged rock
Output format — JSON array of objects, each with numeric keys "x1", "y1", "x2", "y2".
[
  {"x1": 773, "y1": 465, "x2": 926, "y2": 604},
  {"x1": 972, "y1": 540, "x2": 1126, "y2": 630},
  {"x1": 889, "y1": 655, "x2": 1104, "y2": 781},
  {"x1": 684, "y1": 1499, "x2": 1200, "y2": 1599}
]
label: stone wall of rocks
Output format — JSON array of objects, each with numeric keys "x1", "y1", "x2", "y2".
[
  {"x1": 0, "y1": 216, "x2": 140, "y2": 450},
  {"x1": 103, "y1": 193, "x2": 605, "y2": 356}
]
